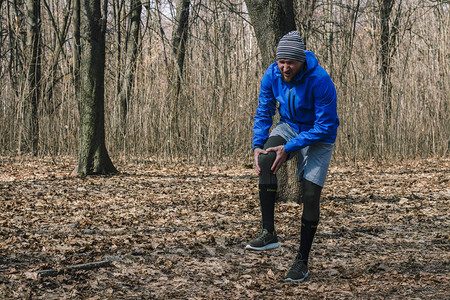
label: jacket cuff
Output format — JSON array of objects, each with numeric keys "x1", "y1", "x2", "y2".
[{"x1": 284, "y1": 142, "x2": 295, "y2": 153}]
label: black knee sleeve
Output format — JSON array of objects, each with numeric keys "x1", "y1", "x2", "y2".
[
  {"x1": 258, "y1": 135, "x2": 286, "y2": 185},
  {"x1": 259, "y1": 151, "x2": 277, "y2": 184}
]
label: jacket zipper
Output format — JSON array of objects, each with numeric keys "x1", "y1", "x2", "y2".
[
  {"x1": 292, "y1": 95, "x2": 297, "y2": 116},
  {"x1": 288, "y1": 83, "x2": 296, "y2": 119}
]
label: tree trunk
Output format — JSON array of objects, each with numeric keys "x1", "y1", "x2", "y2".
[
  {"x1": 73, "y1": 0, "x2": 117, "y2": 176},
  {"x1": 172, "y1": 0, "x2": 190, "y2": 98},
  {"x1": 379, "y1": 0, "x2": 394, "y2": 125},
  {"x1": 119, "y1": 0, "x2": 142, "y2": 130},
  {"x1": 244, "y1": 0, "x2": 300, "y2": 203},
  {"x1": 113, "y1": 0, "x2": 124, "y2": 121},
  {"x1": 26, "y1": 0, "x2": 41, "y2": 155},
  {"x1": 295, "y1": 0, "x2": 317, "y2": 45},
  {"x1": 244, "y1": 0, "x2": 295, "y2": 68},
  {"x1": 73, "y1": 0, "x2": 81, "y2": 101},
  {"x1": 378, "y1": 0, "x2": 401, "y2": 156},
  {"x1": 163, "y1": 0, "x2": 190, "y2": 154},
  {"x1": 42, "y1": 0, "x2": 71, "y2": 112}
]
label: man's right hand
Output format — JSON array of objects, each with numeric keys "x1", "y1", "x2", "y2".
[{"x1": 254, "y1": 148, "x2": 268, "y2": 175}]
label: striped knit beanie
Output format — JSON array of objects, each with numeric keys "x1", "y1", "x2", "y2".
[{"x1": 276, "y1": 31, "x2": 306, "y2": 62}]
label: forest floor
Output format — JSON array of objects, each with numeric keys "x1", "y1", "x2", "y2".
[{"x1": 0, "y1": 156, "x2": 449, "y2": 299}]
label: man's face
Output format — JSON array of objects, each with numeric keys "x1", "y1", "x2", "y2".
[{"x1": 277, "y1": 59, "x2": 304, "y2": 82}]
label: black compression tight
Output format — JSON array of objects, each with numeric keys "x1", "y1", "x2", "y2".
[
  {"x1": 301, "y1": 178, "x2": 322, "y2": 222},
  {"x1": 258, "y1": 136, "x2": 322, "y2": 222},
  {"x1": 257, "y1": 136, "x2": 322, "y2": 264}
]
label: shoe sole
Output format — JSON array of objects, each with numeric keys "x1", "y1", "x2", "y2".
[
  {"x1": 284, "y1": 272, "x2": 308, "y2": 282},
  {"x1": 245, "y1": 242, "x2": 280, "y2": 251}
]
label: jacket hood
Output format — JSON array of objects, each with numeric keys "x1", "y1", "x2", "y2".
[{"x1": 304, "y1": 50, "x2": 319, "y2": 72}]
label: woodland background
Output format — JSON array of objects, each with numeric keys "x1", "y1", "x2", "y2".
[
  {"x1": 0, "y1": 0, "x2": 448, "y2": 164},
  {"x1": 0, "y1": 0, "x2": 449, "y2": 299}
]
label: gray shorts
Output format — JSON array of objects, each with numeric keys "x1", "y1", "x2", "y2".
[{"x1": 270, "y1": 122, "x2": 334, "y2": 187}]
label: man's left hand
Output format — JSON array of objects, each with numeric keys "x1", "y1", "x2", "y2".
[{"x1": 265, "y1": 145, "x2": 288, "y2": 174}]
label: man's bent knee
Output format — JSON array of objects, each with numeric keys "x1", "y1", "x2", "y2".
[
  {"x1": 259, "y1": 152, "x2": 277, "y2": 185},
  {"x1": 258, "y1": 151, "x2": 276, "y2": 172}
]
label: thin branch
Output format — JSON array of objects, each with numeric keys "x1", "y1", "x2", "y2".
[{"x1": 37, "y1": 260, "x2": 113, "y2": 278}]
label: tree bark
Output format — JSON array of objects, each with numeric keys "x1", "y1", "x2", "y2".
[
  {"x1": 244, "y1": 0, "x2": 300, "y2": 203},
  {"x1": 113, "y1": 0, "x2": 124, "y2": 121},
  {"x1": 73, "y1": 0, "x2": 81, "y2": 100},
  {"x1": 172, "y1": 0, "x2": 190, "y2": 97},
  {"x1": 26, "y1": 0, "x2": 41, "y2": 155},
  {"x1": 378, "y1": 0, "x2": 401, "y2": 156},
  {"x1": 42, "y1": 0, "x2": 71, "y2": 112},
  {"x1": 379, "y1": 0, "x2": 394, "y2": 125},
  {"x1": 295, "y1": 0, "x2": 317, "y2": 45},
  {"x1": 73, "y1": 0, "x2": 117, "y2": 176},
  {"x1": 166, "y1": 0, "x2": 190, "y2": 144},
  {"x1": 244, "y1": 0, "x2": 295, "y2": 68},
  {"x1": 119, "y1": 0, "x2": 142, "y2": 130}
]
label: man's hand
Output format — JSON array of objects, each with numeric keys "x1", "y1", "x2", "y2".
[
  {"x1": 254, "y1": 148, "x2": 268, "y2": 175},
  {"x1": 265, "y1": 145, "x2": 288, "y2": 174}
]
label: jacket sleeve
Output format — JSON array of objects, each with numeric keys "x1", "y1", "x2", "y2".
[
  {"x1": 284, "y1": 76, "x2": 339, "y2": 153},
  {"x1": 253, "y1": 69, "x2": 277, "y2": 150}
]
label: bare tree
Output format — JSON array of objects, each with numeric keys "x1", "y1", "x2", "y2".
[
  {"x1": 73, "y1": 0, "x2": 81, "y2": 100},
  {"x1": 112, "y1": 0, "x2": 124, "y2": 100},
  {"x1": 26, "y1": 0, "x2": 41, "y2": 155},
  {"x1": 42, "y1": 0, "x2": 71, "y2": 110},
  {"x1": 164, "y1": 0, "x2": 190, "y2": 147},
  {"x1": 73, "y1": 0, "x2": 117, "y2": 175},
  {"x1": 119, "y1": 0, "x2": 142, "y2": 130},
  {"x1": 378, "y1": 0, "x2": 400, "y2": 125},
  {"x1": 172, "y1": 0, "x2": 190, "y2": 97}
]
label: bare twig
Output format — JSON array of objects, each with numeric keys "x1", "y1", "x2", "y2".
[{"x1": 37, "y1": 260, "x2": 112, "y2": 278}]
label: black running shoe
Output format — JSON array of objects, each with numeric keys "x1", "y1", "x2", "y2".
[
  {"x1": 285, "y1": 256, "x2": 309, "y2": 282},
  {"x1": 245, "y1": 229, "x2": 280, "y2": 251}
]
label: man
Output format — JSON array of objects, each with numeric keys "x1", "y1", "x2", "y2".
[{"x1": 246, "y1": 31, "x2": 339, "y2": 282}]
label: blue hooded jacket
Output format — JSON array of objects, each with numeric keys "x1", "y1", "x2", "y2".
[{"x1": 253, "y1": 51, "x2": 339, "y2": 153}]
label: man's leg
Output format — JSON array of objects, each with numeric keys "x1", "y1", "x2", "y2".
[
  {"x1": 286, "y1": 143, "x2": 332, "y2": 282},
  {"x1": 285, "y1": 179, "x2": 321, "y2": 281},
  {"x1": 246, "y1": 135, "x2": 286, "y2": 251},
  {"x1": 298, "y1": 179, "x2": 321, "y2": 263},
  {"x1": 258, "y1": 135, "x2": 286, "y2": 233}
]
